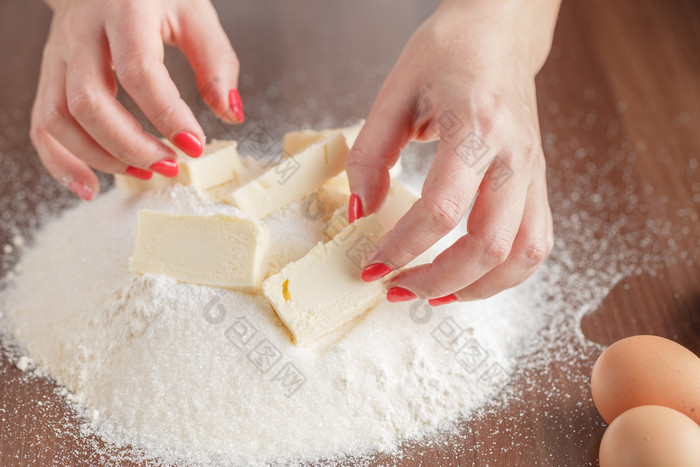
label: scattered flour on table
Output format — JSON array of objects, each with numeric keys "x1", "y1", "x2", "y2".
[{"x1": 0, "y1": 184, "x2": 546, "y2": 465}]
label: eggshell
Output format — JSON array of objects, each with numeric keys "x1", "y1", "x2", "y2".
[
  {"x1": 599, "y1": 405, "x2": 700, "y2": 467},
  {"x1": 591, "y1": 335, "x2": 700, "y2": 424}
]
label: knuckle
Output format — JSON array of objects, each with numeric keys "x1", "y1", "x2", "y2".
[
  {"x1": 467, "y1": 288, "x2": 492, "y2": 301},
  {"x1": 487, "y1": 112, "x2": 508, "y2": 137},
  {"x1": 151, "y1": 100, "x2": 178, "y2": 126},
  {"x1": 29, "y1": 112, "x2": 46, "y2": 143},
  {"x1": 346, "y1": 146, "x2": 373, "y2": 168},
  {"x1": 345, "y1": 147, "x2": 366, "y2": 170},
  {"x1": 67, "y1": 88, "x2": 100, "y2": 117},
  {"x1": 347, "y1": 139, "x2": 400, "y2": 168},
  {"x1": 424, "y1": 196, "x2": 465, "y2": 231},
  {"x1": 114, "y1": 50, "x2": 151, "y2": 86},
  {"x1": 521, "y1": 138, "x2": 543, "y2": 165},
  {"x1": 481, "y1": 229, "x2": 513, "y2": 265},
  {"x1": 429, "y1": 288, "x2": 453, "y2": 300},
  {"x1": 476, "y1": 105, "x2": 507, "y2": 140},
  {"x1": 118, "y1": 140, "x2": 142, "y2": 165},
  {"x1": 345, "y1": 146, "x2": 394, "y2": 181},
  {"x1": 420, "y1": 266, "x2": 452, "y2": 298},
  {"x1": 522, "y1": 238, "x2": 549, "y2": 267},
  {"x1": 40, "y1": 104, "x2": 64, "y2": 133},
  {"x1": 217, "y1": 44, "x2": 239, "y2": 68}
]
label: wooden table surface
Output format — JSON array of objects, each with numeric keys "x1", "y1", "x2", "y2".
[{"x1": 1, "y1": 0, "x2": 698, "y2": 465}]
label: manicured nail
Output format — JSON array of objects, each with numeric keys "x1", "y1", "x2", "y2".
[
  {"x1": 228, "y1": 89, "x2": 245, "y2": 123},
  {"x1": 428, "y1": 294, "x2": 458, "y2": 307},
  {"x1": 386, "y1": 286, "x2": 417, "y2": 303},
  {"x1": 173, "y1": 131, "x2": 203, "y2": 158},
  {"x1": 125, "y1": 166, "x2": 153, "y2": 180},
  {"x1": 349, "y1": 193, "x2": 363, "y2": 223},
  {"x1": 69, "y1": 180, "x2": 93, "y2": 201},
  {"x1": 150, "y1": 159, "x2": 179, "y2": 178},
  {"x1": 361, "y1": 263, "x2": 392, "y2": 282}
]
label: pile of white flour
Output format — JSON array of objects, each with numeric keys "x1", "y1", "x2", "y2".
[{"x1": 1, "y1": 183, "x2": 554, "y2": 465}]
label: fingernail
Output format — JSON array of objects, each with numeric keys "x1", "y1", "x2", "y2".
[
  {"x1": 386, "y1": 286, "x2": 417, "y2": 303},
  {"x1": 69, "y1": 180, "x2": 93, "y2": 201},
  {"x1": 173, "y1": 131, "x2": 203, "y2": 158},
  {"x1": 361, "y1": 263, "x2": 392, "y2": 282},
  {"x1": 228, "y1": 89, "x2": 245, "y2": 123},
  {"x1": 349, "y1": 193, "x2": 363, "y2": 223},
  {"x1": 428, "y1": 294, "x2": 458, "y2": 307},
  {"x1": 150, "y1": 159, "x2": 179, "y2": 178},
  {"x1": 125, "y1": 166, "x2": 153, "y2": 180}
]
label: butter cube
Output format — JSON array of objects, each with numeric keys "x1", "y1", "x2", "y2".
[
  {"x1": 115, "y1": 139, "x2": 244, "y2": 192},
  {"x1": 222, "y1": 133, "x2": 349, "y2": 219},
  {"x1": 373, "y1": 179, "x2": 418, "y2": 230},
  {"x1": 177, "y1": 140, "x2": 245, "y2": 189},
  {"x1": 323, "y1": 179, "x2": 418, "y2": 240},
  {"x1": 282, "y1": 121, "x2": 364, "y2": 157},
  {"x1": 282, "y1": 121, "x2": 401, "y2": 196},
  {"x1": 323, "y1": 159, "x2": 403, "y2": 196},
  {"x1": 130, "y1": 210, "x2": 269, "y2": 290},
  {"x1": 263, "y1": 214, "x2": 387, "y2": 344}
]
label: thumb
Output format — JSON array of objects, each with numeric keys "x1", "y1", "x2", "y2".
[
  {"x1": 173, "y1": 2, "x2": 243, "y2": 124},
  {"x1": 346, "y1": 86, "x2": 414, "y2": 222}
]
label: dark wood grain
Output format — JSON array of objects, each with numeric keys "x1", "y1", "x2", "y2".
[{"x1": 1, "y1": 0, "x2": 698, "y2": 465}]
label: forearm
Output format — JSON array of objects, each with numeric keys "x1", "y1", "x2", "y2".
[
  {"x1": 515, "y1": 0, "x2": 562, "y2": 71},
  {"x1": 436, "y1": 0, "x2": 562, "y2": 74},
  {"x1": 43, "y1": 0, "x2": 66, "y2": 11}
]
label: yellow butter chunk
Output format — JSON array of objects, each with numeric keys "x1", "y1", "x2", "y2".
[
  {"x1": 281, "y1": 121, "x2": 401, "y2": 196},
  {"x1": 130, "y1": 210, "x2": 269, "y2": 290},
  {"x1": 282, "y1": 121, "x2": 364, "y2": 157},
  {"x1": 323, "y1": 158, "x2": 403, "y2": 196},
  {"x1": 222, "y1": 133, "x2": 349, "y2": 219},
  {"x1": 323, "y1": 179, "x2": 418, "y2": 240},
  {"x1": 115, "y1": 139, "x2": 244, "y2": 192},
  {"x1": 373, "y1": 179, "x2": 418, "y2": 230},
  {"x1": 262, "y1": 214, "x2": 387, "y2": 344}
]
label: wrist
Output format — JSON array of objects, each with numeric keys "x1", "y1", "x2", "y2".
[
  {"x1": 434, "y1": 0, "x2": 560, "y2": 76},
  {"x1": 44, "y1": 0, "x2": 68, "y2": 11}
]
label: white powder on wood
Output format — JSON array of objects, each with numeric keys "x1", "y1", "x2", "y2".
[
  {"x1": 1, "y1": 79, "x2": 696, "y2": 465},
  {"x1": 0, "y1": 183, "x2": 546, "y2": 465}
]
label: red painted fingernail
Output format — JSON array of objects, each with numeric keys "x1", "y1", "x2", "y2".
[
  {"x1": 228, "y1": 89, "x2": 245, "y2": 123},
  {"x1": 125, "y1": 166, "x2": 153, "y2": 180},
  {"x1": 173, "y1": 131, "x2": 203, "y2": 158},
  {"x1": 386, "y1": 286, "x2": 417, "y2": 303},
  {"x1": 428, "y1": 294, "x2": 458, "y2": 307},
  {"x1": 349, "y1": 193, "x2": 363, "y2": 223},
  {"x1": 150, "y1": 159, "x2": 179, "y2": 178},
  {"x1": 69, "y1": 180, "x2": 93, "y2": 201},
  {"x1": 361, "y1": 263, "x2": 392, "y2": 282}
]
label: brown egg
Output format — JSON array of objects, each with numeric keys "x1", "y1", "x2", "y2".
[
  {"x1": 591, "y1": 335, "x2": 700, "y2": 424},
  {"x1": 599, "y1": 405, "x2": 700, "y2": 467}
]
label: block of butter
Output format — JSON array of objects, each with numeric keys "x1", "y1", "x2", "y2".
[
  {"x1": 115, "y1": 139, "x2": 244, "y2": 192},
  {"x1": 323, "y1": 179, "x2": 418, "y2": 240},
  {"x1": 323, "y1": 158, "x2": 403, "y2": 196},
  {"x1": 282, "y1": 121, "x2": 401, "y2": 196},
  {"x1": 282, "y1": 120, "x2": 364, "y2": 157},
  {"x1": 130, "y1": 210, "x2": 269, "y2": 290},
  {"x1": 222, "y1": 133, "x2": 349, "y2": 219},
  {"x1": 262, "y1": 214, "x2": 386, "y2": 344}
]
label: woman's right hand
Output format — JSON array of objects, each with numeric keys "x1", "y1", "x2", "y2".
[{"x1": 30, "y1": 0, "x2": 244, "y2": 201}]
